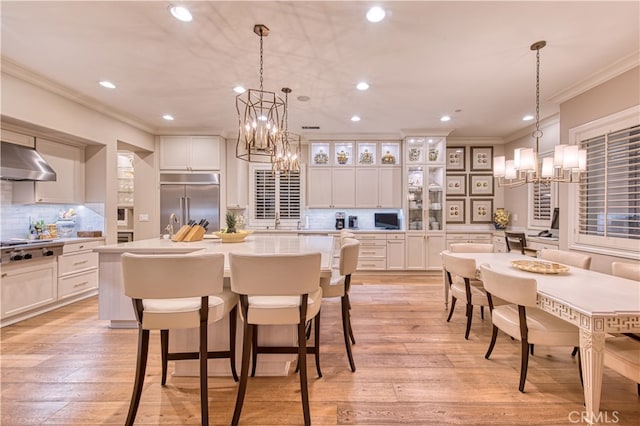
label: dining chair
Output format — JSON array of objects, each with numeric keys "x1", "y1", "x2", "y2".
[
  {"x1": 504, "y1": 232, "x2": 537, "y2": 257},
  {"x1": 538, "y1": 249, "x2": 592, "y2": 270},
  {"x1": 229, "y1": 252, "x2": 322, "y2": 426},
  {"x1": 321, "y1": 237, "x2": 360, "y2": 372},
  {"x1": 480, "y1": 264, "x2": 581, "y2": 392},
  {"x1": 442, "y1": 251, "x2": 489, "y2": 340},
  {"x1": 121, "y1": 252, "x2": 238, "y2": 426},
  {"x1": 611, "y1": 261, "x2": 640, "y2": 281},
  {"x1": 604, "y1": 335, "x2": 640, "y2": 395},
  {"x1": 448, "y1": 243, "x2": 494, "y2": 319}
]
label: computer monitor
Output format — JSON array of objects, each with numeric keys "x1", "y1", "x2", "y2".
[{"x1": 551, "y1": 207, "x2": 559, "y2": 230}]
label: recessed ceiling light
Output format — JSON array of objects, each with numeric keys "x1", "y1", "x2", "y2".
[
  {"x1": 351, "y1": 115, "x2": 361, "y2": 122},
  {"x1": 440, "y1": 115, "x2": 451, "y2": 122},
  {"x1": 356, "y1": 82, "x2": 370, "y2": 91},
  {"x1": 162, "y1": 114, "x2": 174, "y2": 121},
  {"x1": 169, "y1": 5, "x2": 192, "y2": 22},
  {"x1": 366, "y1": 6, "x2": 386, "y2": 23},
  {"x1": 99, "y1": 81, "x2": 116, "y2": 89},
  {"x1": 522, "y1": 114, "x2": 534, "y2": 121},
  {"x1": 233, "y1": 86, "x2": 246, "y2": 94}
]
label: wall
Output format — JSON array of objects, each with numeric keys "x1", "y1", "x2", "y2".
[
  {"x1": 1, "y1": 70, "x2": 156, "y2": 243},
  {"x1": 558, "y1": 66, "x2": 640, "y2": 272}
]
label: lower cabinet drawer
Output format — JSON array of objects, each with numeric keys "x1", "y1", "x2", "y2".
[
  {"x1": 58, "y1": 270, "x2": 98, "y2": 299},
  {"x1": 358, "y1": 246, "x2": 386, "y2": 257},
  {"x1": 58, "y1": 251, "x2": 98, "y2": 276},
  {"x1": 357, "y1": 259, "x2": 387, "y2": 270}
]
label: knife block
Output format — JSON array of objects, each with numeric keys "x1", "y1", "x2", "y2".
[
  {"x1": 183, "y1": 225, "x2": 206, "y2": 242},
  {"x1": 171, "y1": 225, "x2": 192, "y2": 242}
]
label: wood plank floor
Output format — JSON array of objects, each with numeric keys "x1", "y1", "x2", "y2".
[{"x1": 1, "y1": 274, "x2": 638, "y2": 425}]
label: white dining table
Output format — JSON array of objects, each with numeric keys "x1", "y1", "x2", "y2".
[{"x1": 443, "y1": 251, "x2": 640, "y2": 425}]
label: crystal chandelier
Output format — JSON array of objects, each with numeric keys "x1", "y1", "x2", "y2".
[
  {"x1": 272, "y1": 87, "x2": 301, "y2": 173},
  {"x1": 493, "y1": 41, "x2": 586, "y2": 187},
  {"x1": 236, "y1": 24, "x2": 285, "y2": 163}
]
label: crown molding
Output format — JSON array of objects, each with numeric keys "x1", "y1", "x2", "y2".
[
  {"x1": 303, "y1": 132, "x2": 402, "y2": 142},
  {"x1": 549, "y1": 51, "x2": 640, "y2": 104},
  {"x1": 447, "y1": 136, "x2": 505, "y2": 146},
  {"x1": 1, "y1": 57, "x2": 155, "y2": 134}
]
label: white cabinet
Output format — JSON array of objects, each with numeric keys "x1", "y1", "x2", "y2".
[
  {"x1": 13, "y1": 139, "x2": 85, "y2": 204},
  {"x1": 406, "y1": 234, "x2": 426, "y2": 269},
  {"x1": 354, "y1": 234, "x2": 387, "y2": 270},
  {"x1": 493, "y1": 235, "x2": 507, "y2": 253},
  {"x1": 58, "y1": 240, "x2": 101, "y2": 300},
  {"x1": 445, "y1": 233, "x2": 492, "y2": 250},
  {"x1": 426, "y1": 235, "x2": 445, "y2": 270},
  {"x1": 159, "y1": 136, "x2": 221, "y2": 171},
  {"x1": 307, "y1": 168, "x2": 355, "y2": 208},
  {"x1": 356, "y1": 167, "x2": 402, "y2": 208},
  {"x1": 1, "y1": 259, "x2": 57, "y2": 320},
  {"x1": 386, "y1": 234, "x2": 405, "y2": 270}
]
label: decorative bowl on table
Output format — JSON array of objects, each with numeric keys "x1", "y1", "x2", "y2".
[
  {"x1": 511, "y1": 260, "x2": 569, "y2": 274},
  {"x1": 212, "y1": 229, "x2": 253, "y2": 243}
]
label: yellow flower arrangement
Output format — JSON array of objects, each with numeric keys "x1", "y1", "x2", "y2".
[{"x1": 493, "y1": 208, "x2": 509, "y2": 229}]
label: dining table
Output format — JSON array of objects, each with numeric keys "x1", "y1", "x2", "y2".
[
  {"x1": 94, "y1": 234, "x2": 335, "y2": 376},
  {"x1": 443, "y1": 251, "x2": 640, "y2": 425}
]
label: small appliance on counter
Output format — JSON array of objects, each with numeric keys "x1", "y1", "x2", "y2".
[
  {"x1": 348, "y1": 215, "x2": 358, "y2": 229},
  {"x1": 335, "y1": 212, "x2": 346, "y2": 230}
]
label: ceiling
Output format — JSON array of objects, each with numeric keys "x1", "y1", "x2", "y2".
[{"x1": 1, "y1": 1, "x2": 638, "y2": 141}]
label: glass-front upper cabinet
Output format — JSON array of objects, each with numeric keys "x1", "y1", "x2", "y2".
[
  {"x1": 407, "y1": 166, "x2": 424, "y2": 231},
  {"x1": 380, "y1": 142, "x2": 401, "y2": 166},
  {"x1": 427, "y1": 166, "x2": 444, "y2": 231},
  {"x1": 309, "y1": 142, "x2": 331, "y2": 166},
  {"x1": 334, "y1": 142, "x2": 354, "y2": 166},
  {"x1": 406, "y1": 138, "x2": 426, "y2": 164},
  {"x1": 406, "y1": 137, "x2": 445, "y2": 164},
  {"x1": 356, "y1": 142, "x2": 377, "y2": 166},
  {"x1": 426, "y1": 137, "x2": 445, "y2": 164}
]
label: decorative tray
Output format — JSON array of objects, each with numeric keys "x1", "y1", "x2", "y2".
[{"x1": 511, "y1": 260, "x2": 569, "y2": 274}]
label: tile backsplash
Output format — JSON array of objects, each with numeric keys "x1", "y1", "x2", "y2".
[{"x1": 0, "y1": 181, "x2": 104, "y2": 240}]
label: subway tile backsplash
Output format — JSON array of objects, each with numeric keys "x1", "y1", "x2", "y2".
[{"x1": 0, "y1": 181, "x2": 104, "y2": 240}]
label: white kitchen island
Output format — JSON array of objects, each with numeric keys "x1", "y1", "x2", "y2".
[{"x1": 95, "y1": 234, "x2": 334, "y2": 376}]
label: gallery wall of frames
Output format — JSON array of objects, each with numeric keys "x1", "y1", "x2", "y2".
[{"x1": 445, "y1": 146, "x2": 495, "y2": 224}]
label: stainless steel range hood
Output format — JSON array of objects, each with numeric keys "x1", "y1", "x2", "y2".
[{"x1": 1, "y1": 142, "x2": 57, "y2": 181}]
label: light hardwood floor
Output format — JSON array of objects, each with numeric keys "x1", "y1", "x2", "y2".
[{"x1": 1, "y1": 274, "x2": 638, "y2": 425}]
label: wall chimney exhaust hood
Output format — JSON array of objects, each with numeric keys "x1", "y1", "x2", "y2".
[{"x1": 1, "y1": 142, "x2": 57, "y2": 181}]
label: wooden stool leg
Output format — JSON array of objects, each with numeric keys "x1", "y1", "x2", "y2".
[
  {"x1": 519, "y1": 340, "x2": 530, "y2": 392},
  {"x1": 446, "y1": 296, "x2": 457, "y2": 322},
  {"x1": 342, "y1": 295, "x2": 356, "y2": 372},
  {"x1": 232, "y1": 322, "x2": 254, "y2": 426},
  {"x1": 229, "y1": 306, "x2": 239, "y2": 382},
  {"x1": 314, "y1": 312, "x2": 322, "y2": 378},
  {"x1": 298, "y1": 320, "x2": 311, "y2": 426},
  {"x1": 464, "y1": 303, "x2": 473, "y2": 340},
  {"x1": 199, "y1": 317, "x2": 209, "y2": 426},
  {"x1": 161, "y1": 329, "x2": 169, "y2": 385},
  {"x1": 485, "y1": 325, "x2": 498, "y2": 359},
  {"x1": 126, "y1": 328, "x2": 150, "y2": 426},
  {"x1": 251, "y1": 325, "x2": 258, "y2": 377}
]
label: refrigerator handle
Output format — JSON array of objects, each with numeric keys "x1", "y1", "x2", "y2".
[
  {"x1": 185, "y1": 197, "x2": 191, "y2": 223},
  {"x1": 179, "y1": 197, "x2": 185, "y2": 226}
]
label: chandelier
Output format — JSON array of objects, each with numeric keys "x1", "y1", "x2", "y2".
[
  {"x1": 236, "y1": 24, "x2": 285, "y2": 163},
  {"x1": 493, "y1": 41, "x2": 586, "y2": 187},
  {"x1": 272, "y1": 87, "x2": 301, "y2": 173}
]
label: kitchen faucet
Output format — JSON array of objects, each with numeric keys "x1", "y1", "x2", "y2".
[
  {"x1": 274, "y1": 212, "x2": 280, "y2": 230},
  {"x1": 165, "y1": 213, "x2": 179, "y2": 237}
]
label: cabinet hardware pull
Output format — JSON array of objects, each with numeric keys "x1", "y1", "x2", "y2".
[
  {"x1": 1, "y1": 273, "x2": 6, "y2": 278},
  {"x1": 73, "y1": 260, "x2": 89, "y2": 266},
  {"x1": 73, "y1": 282, "x2": 89, "y2": 288}
]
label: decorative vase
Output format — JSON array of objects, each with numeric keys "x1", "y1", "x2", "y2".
[{"x1": 493, "y1": 208, "x2": 509, "y2": 230}]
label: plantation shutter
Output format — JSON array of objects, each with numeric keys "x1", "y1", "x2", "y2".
[
  {"x1": 278, "y1": 171, "x2": 301, "y2": 219},
  {"x1": 254, "y1": 169, "x2": 276, "y2": 219}
]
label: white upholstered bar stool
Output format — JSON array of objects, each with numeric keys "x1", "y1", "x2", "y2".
[
  {"x1": 611, "y1": 261, "x2": 640, "y2": 281},
  {"x1": 538, "y1": 249, "x2": 592, "y2": 270},
  {"x1": 321, "y1": 237, "x2": 360, "y2": 371},
  {"x1": 442, "y1": 250, "x2": 489, "y2": 340},
  {"x1": 229, "y1": 252, "x2": 322, "y2": 426},
  {"x1": 121, "y1": 252, "x2": 238, "y2": 426},
  {"x1": 480, "y1": 264, "x2": 581, "y2": 392}
]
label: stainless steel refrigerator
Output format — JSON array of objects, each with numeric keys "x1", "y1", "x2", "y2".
[{"x1": 159, "y1": 173, "x2": 220, "y2": 233}]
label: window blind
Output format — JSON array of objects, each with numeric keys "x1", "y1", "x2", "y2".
[
  {"x1": 529, "y1": 152, "x2": 554, "y2": 228},
  {"x1": 278, "y1": 171, "x2": 301, "y2": 219},
  {"x1": 578, "y1": 124, "x2": 640, "y2": 240},
  {"x1": 254, "y1": 169, "x2": 276, "y2": 219},
  {"x1": 252, "y1": 168, "x2": 302, "y2": 221}
]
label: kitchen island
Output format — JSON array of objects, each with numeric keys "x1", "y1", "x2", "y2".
[{"x1": 95, "y1": 234, "x2": 334, "y2": 375}]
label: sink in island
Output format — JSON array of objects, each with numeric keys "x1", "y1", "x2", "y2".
[{"x1": 95, "y1": 234, "x2": 334, "y2": 376}]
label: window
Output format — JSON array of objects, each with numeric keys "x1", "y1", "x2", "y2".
[
  {"x1": 569, "y1": 106, "x2": 640, "y2": 257},
  {"x1": 528, "y1": 151, "x2": 556, "y2": 229},
  {"x1": 250, "y1": 165, "x2": 303, "y2": 227}
]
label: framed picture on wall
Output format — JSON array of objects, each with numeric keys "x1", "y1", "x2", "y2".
[
  {"x1": 446, "y1": 199, "x2": 465, "y2": 223},
  {"x1": 446, "y1": 174, "x2": 466, "y2": 196},
  {"x1": 470, "y1": 198, "x2": 493, "y2": 223},
  {"x1": 446, "y1": 147, "x2": 465, "y2": 171},
  {"x1": 470, "y1": 146, "x2": 493, "y2": 172},
  {"x1": 469, "y1": 174, "x2": 494, "y2": 196}
]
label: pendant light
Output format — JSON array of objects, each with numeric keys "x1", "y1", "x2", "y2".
[
  {"x1": 272, "y1": 87, "x2": 301, "y2": 173},
  {"x1": 493, "y1": 41, "x2": 586, "y2": 187},
  {"x1": 236, "y1": 24, "x2": 285, "y2": 163}
]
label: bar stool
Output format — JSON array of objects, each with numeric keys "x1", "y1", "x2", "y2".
[
  {"x1": 121, "y1": 252, "x2": 238, "y2": 426},
  {"x1": 229, "y1": 252, "x2": 322, "y2": 426}
]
